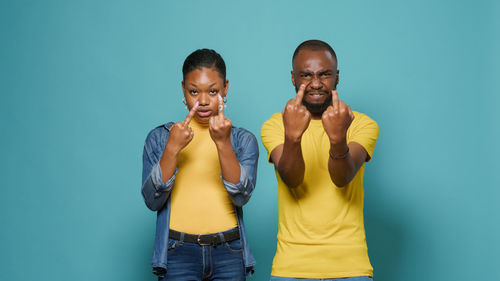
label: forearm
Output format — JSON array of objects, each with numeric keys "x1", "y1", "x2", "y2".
[
  {"x1": 277, "y1": 138, "x2": 305, "y2": 188},
  {"x1": 221, "y1": 132, "x2": 259, "y2": 207},
  {"x1": 216, "y1": 140, "x2": 241, "y2": 184},
  {"x1": 142, "y1": 145, "x2": 177, "y2": 211},
  {"x1": 159, "y1": 142, "x2": 179, "y2": 182},
  {"x1": 327, "y1": 141, "x2": 361, "y2": 187}
]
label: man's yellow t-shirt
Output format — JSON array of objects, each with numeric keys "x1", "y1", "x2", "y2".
[
  {"x1": 169, "y1": 119, "x2": 237, "y2": 234},
  {"x1": 261, "y1": 111, "x2": 379, "y2": 278}
]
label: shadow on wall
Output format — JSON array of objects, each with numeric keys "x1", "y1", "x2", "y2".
[{"x1": 364, "y1": 175, "x2": 406, "y2": 281}]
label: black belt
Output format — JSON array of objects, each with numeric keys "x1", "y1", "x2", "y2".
[{"x1": 169, "y1": 228, "x2": 240, "y2": 246}]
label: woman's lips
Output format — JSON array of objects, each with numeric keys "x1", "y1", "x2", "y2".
[{"x1": 196, "y1": 109, "x2": 213, "y2": 117}]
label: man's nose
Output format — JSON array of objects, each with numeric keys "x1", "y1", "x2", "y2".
[{"x1": 310, "y1": 75, "x2": 322, "y2": 89}]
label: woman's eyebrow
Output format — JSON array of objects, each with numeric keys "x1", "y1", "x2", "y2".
[{"x1": 189, "y1": 82, "x2": 218, "y2": 87}]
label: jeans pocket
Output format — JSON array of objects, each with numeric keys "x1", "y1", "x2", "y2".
[
  {"x1": 167, "y1": 238, "x2": 180, "y2": 254},
  {"x1": 224, "y1": 239, "x2": 243, "y2": 254}
]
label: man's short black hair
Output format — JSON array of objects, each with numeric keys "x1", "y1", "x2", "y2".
[
  {"x1": 292, "y1": 40, "x2": 337, "y2": 65},
  {"x1": 182, "y1": 49, "x2": 226, "y2": 81}
]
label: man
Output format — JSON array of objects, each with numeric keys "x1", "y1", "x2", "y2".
[{"x1": 261, "y1": 40, "x2": 379, "y2": 280}]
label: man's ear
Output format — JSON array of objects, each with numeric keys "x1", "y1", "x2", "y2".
[
  {"x1": 291, "y1": 70, "x2": 296, "y2": 87},
  {"x1": 335, "y1": 70, "x2": 340, "y2": 88}
]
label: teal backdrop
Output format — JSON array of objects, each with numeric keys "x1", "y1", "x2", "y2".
[{"x1": 1, "y1": 1, "x2": 499, "y2": 280}]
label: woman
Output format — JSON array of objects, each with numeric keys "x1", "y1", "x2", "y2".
[{"x1": 141, "y1": 49, "x2": 258, "y2": 281}]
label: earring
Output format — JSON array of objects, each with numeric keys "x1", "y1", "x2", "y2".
[{"x1": 182, "y1": 98, "x2": 188, "y2": 110}]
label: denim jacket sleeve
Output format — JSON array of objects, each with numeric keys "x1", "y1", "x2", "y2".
[
  {"x1": 222, "y1": 128, "x2": 259, "y2": 207},
  {"x1": 141, "y1": 124, "x2": 176, "y2": 211}
]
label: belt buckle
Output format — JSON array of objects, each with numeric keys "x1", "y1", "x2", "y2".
[{"x1": 197, "y1": 234, "x2": 213, "y2": 246}]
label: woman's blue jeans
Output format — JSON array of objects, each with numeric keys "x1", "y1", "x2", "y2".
[
  {"x1": 270, "y1": 276, "x2": 373, "y2": 281},
  {"x1": 159, "y1": 238, "x2": 245, "y2": 281}
]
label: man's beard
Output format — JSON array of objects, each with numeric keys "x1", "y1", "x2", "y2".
[{"x1": 299, "y1": 89, "x2": 333, "y2": 115}]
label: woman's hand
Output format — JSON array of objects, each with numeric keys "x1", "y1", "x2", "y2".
[
  {"x1": 166, "y1": 102, "x2": 199, "y2": 154},
  {"x1": 209, "y1": 94, "x2": 232, "y2": 147},
  {"x1": 209, "y1": 94, "x2": 240, "y2": 184}
]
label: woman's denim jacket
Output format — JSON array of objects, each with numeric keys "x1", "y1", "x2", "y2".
[{"x1": 141, "y1": 122, "x2": 258, "y2": 277}]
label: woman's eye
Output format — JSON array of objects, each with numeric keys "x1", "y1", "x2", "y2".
[
  {"x1": 189, "y1": 90, "x2": 198, "y2": 95},
  {"x1": 209, "y1": 89, "x2": 218, "y2": 95}
]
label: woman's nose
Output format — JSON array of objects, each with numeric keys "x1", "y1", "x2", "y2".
[{"x1": 198, "y1": 93, "x2": 209, "y2": 105}]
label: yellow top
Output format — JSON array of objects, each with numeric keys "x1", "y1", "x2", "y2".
[
  {"x1": 261, "y1": 111, "x2": 379, "y2": 278},
  {"x1": 169, "y1": 119, "x2": 237, "y2": 234}
]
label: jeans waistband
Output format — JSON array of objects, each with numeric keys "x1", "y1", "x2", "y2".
[{"x1": 169, "y1": 228, "x2": 240, "y2": 246}]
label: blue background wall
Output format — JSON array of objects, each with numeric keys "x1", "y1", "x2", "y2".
[{"x1": 1, "y1": 1, "x2": 498, "y2": 280}]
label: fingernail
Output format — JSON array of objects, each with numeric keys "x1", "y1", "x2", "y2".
[{"x1": 300, "y1": 84, "x2": 305, "y2": 89}]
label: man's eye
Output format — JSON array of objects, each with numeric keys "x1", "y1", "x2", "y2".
[
  {"x1": 321, "y1": 73, "x2": 331, "y2": 77},
  {"x1": 189, "y1": 90, "x2": 198, "y2": 95},
  {"x1": 301, "y1": 73, "x2": 311, "y2": 78}
]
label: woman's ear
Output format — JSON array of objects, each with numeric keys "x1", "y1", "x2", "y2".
[{"x1": 223, "y1": 79, "x2": 229, "y2": 96}]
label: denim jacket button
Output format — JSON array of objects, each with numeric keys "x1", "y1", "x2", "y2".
[{"x1": 154, "y1": 192, "x2": 160, "y2": 197}]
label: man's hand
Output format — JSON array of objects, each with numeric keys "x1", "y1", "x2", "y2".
[
  {"x1": 209, "y1": 94, "x2": 232, "y2": 146},
  {"x1": 322, "y1": 90, "x2": 354, "y2": 145},
  {"x1": 283, "y1": 84, "x2": 311, "y2": 142},
  {"x1": 166, "y1": 101, "x2": 199, "y2": 154}
]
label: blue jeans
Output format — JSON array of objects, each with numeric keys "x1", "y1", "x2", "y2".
[
  {"x1": 159, "y1": 238, "x2": 245, "y2": 281},
  {"x1": 270, "y1": 276, "x2": 373, "y2": 281}
]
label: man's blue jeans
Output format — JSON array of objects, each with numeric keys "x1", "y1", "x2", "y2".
[
  {"x1": 159, "y1": 237, "x2": 245, "y2": 281},
  {"x1": 270, "y1": 276, "x2": 373, "y2": 281}
]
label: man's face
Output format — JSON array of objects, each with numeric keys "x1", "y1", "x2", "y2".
[{"x1": 292, "y1": 49, "x2": 338, "y2": 115}]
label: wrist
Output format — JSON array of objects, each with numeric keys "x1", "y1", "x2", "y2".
[
  {"x1": 214, "y1": 138, "x2": 232, "y2": 149},
  {"x1": 284, "y1": 131, "x2": 302, "y2": 144},
  {"x1": 329, "y1": 142, "x2": 349, "y2": 157},
  {"x1": 164, "y1": 142, "x2": 181, "y2": 157},
  {"x1": 328, "y1": 134, "x2": 347, "y2": 146}
]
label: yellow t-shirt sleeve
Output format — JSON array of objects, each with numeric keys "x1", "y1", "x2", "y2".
[
  {"x1": 260, "y1": 113, "x2": 284, "y2": 162},
  {"x1": 347, "y1": 112, "x2": 379, "y2": 161}
]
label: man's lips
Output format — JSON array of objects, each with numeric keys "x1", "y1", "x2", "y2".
[
  {"x1": 306, "y1": 90, "x2": 328, "y2": 96},
  {"x1": 305, "y1": 91, "x2": 329, "y2": 102}
]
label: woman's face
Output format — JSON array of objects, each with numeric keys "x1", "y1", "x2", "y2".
[{"x1": 182, "y1": 67, "x2": 228, "y2": 124}]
